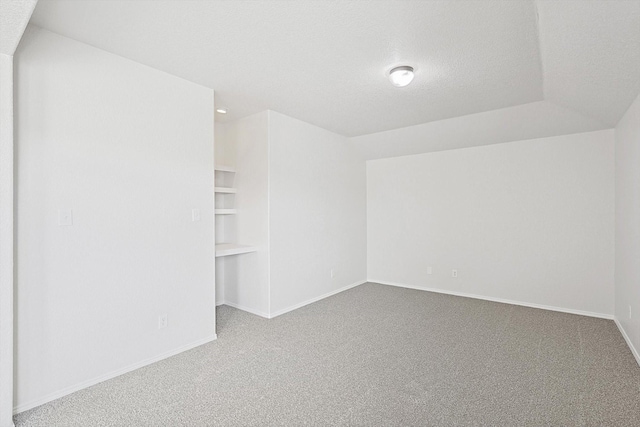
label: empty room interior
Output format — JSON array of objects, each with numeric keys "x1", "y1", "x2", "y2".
[{"x1": 1, "y1": 0, "x2": 640, "y2": 425}]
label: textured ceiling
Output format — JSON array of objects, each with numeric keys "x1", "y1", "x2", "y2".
[
  {"x1": 537, "y1": 0, "x2": 640, "y2": 127},
  {"x1": 29, "y1": 0, "x2": 543, "y2": 137},
  {"x1": 26, "y1": 0, "x2": 640, "y2": 137},
  {"x1": 0, "y1": 0, "x2": 37, "y2": 55}
]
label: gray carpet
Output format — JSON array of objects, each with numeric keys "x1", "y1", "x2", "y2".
[{"x1": 14, "y1": 282, "x2": 640, "y2": 426}]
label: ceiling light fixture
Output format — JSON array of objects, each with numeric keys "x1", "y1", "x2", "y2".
[
  {"x1": 216, "y1": 108, "x2": 227, "y2": 114},
  {"x1": 388, "y1": 65, "x2": 414, "y2": 87}
]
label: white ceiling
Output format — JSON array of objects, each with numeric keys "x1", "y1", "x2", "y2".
[
  {"x1": 537, "y1": 0, "x2": 640, "y2": 127},
  {"x1": 0, "y1": 0, "x2": 37, "y2": 55},
  {"x1": 27, "y1": 0, "x2": 640, "y2": 137}
]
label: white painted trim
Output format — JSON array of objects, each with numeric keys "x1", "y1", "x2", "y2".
[
  {"x1": 269, "y1": 280, "x2": 367, "y2": 319},
  {"x1": 266, "y1": 110, "x2": 272, "y2": 318},
  {"x1": 222, "y1": 301, "x2": 271, "y2": 319},
  {"x1": 371, "y1": 280, "x2": 614, "y2": 320},
  {"x1": 614, "y1": 317, "x2": 640, "y2": 367},
  {"x1": 13, "y1": 334, "x2": 217, "y2": 414},
  {"x1": 215, "y1": 300, "x2": 226, "y2": 307},
  {"x1": 221, "y1": 280, "x2": 367, "y2": 319}
]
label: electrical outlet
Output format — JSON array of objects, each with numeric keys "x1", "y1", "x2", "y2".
[
  {"x1": 452, "y1": 269, "x2": 458, "y2": 278},
  {"x1": 330, "y1": 269, "x2": 335, "y2": 279},
  {"x1": 158, "y1": 314, "x2": 168, "y2": 329},
  {"x1": 427, "y1": 266, "x2": 432, "y2": 275}
]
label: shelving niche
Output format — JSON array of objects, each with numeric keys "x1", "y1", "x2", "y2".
[{"x1": 214, "y1": 165, "x2": 257, "y2": 257}]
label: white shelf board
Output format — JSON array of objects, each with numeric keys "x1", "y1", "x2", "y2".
[
  {"x1": 215, "y1": 243, "x2": 257, "y2": 257},
  {"x1": 215, "y1": 209, "x2": 237, "y2": 215},
  {"x1": 214, "y1": 187, "x2": 237, "y2": 194},
  {"x1": 214, "y1": 164, "x2": 236, "y2": 173}
]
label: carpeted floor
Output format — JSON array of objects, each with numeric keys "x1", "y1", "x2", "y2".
[{"x1": 14, "y1": 282, "x2": 640, "y2": 426}]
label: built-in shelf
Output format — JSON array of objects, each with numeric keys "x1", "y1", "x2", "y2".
[
  {"x1": 215, "y1": 187, "x2": 237, "y2": 194},
  {"x1": 214, "y1": 164, "x2": 236, "y2": 173},
  {"x1": 215, "y1": 243, "x2": 257, "y2": 257},
  {"x1": 215, "y1": 209, "x2": 237, "y2": 215}
]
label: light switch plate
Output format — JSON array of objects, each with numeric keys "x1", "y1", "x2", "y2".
[{"x1": 192, "y1": 209, "x2": 201, "y2": 222}]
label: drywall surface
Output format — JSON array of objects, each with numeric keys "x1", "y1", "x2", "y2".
[
  {"x1": 367, "y1": 130, "x2": 615, "y2": 316},
  {"x1": 0, "y1": 53, "x2": 14, "y2": 427},
  {"x1": 1, "y1": 4, "x2": 37, "y2": 424},
  {"x1": 351, "y1": 100, "x2": 608, "y2": 160},
  {"x1": 268, "y1": 111, "x2": 367, "y2": 315},
  {"x1": 221, "y1": 112, "x2": 270, "y2": 317},
  {"x1": 214, "y1": 122, "x2": 235, "y2": 168},
  {"x1": 615, "y1": 93, "x2": 640, "y2": 363},
  {"x1": 15, "y1": 27, "x2": 215, "y2": 411}
]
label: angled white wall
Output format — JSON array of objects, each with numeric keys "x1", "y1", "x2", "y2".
[
  {"x1": 14, "y1": 26, "x2": 215, "y2": 411},
  {"x1": 268, "y1": 111, "x2": 367, "y2": 316},
  {"x1": 367, "y1": 130, "x2": 615, "y2": 317},
  {"x1": 615, "y1": 93, "x2": 640, "y2": 364}
]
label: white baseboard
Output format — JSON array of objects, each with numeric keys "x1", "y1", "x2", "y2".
[
  {"x1": 371, "y1": 280, "x2": 614, "y2": 320},
  {"x1": 221, "y1": 280, "x2": 367, "y2": 319},
  {"x1": 614, "y1": 317, "x2": 640, "y2": 367},
  {"x1": 269, "y1": 280, "x2": 367, "y2": 319},
  {"x1": 222, "y1": 301, "x2": 270, "y2": 319},
  {"x1": 13, "y1": 334, "x2": 218, "y2": 414}
]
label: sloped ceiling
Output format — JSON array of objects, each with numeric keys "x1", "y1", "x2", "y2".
[
  {"x1": 0, "y1": 0, "x2": 37, "y2": 55},
  {"x1": 351, "y1": 100, "x2": 611, "y2": 160},
  {"x1": 537, "y1": 0, "x2": 640, "y2": 127},
  {"x1": 26, "y1": 0, "x2": 640, "y2": 138}
]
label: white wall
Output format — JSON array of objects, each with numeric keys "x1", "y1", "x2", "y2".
[
  {"x1": 367, "y1": 130, "x2": 615, "y2": 316},
  {"x1": 615, "y1": 93, "x2": 640, "y2": 364},
  {"x1": 0, "y1": 53, "x2": 15, "y2": 427},
  {"x1": 217, "y1": 111, "x2": 367, "y2": 318},
  {"x1": 214, "y1": 121, "x2": 235, "y2": 168},
  {"x1": 14, "y1": 26, "x2": 216, "y2": 411},
  {"x1": 268, "y1": 111, "x2": 367, "y2": 316},
  {"x1": 220, "y1": 112, "x2": 270, "y2": 317},
  {"x1": 1, "y1": 4, "x2": 37, "y2": 423}
]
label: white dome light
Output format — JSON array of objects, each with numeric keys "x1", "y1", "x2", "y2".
[
  {"x1": 388, "y1": 66, "x2": 414, "y2": 87},
  {"x1": 216, "y1": 108, "x2": 227, "y2": 114}
]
